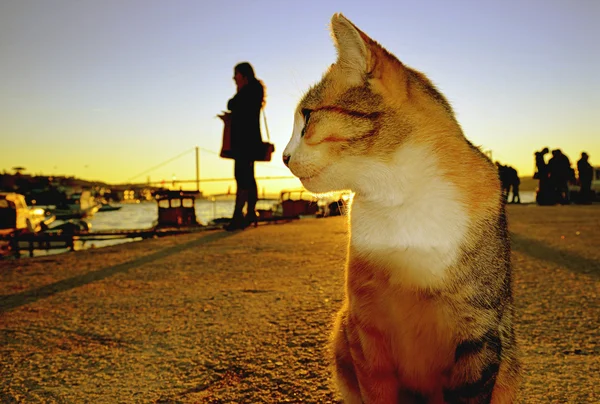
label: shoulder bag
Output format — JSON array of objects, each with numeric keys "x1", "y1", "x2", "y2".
[{"x1": 256, "y1": 110, "x2": 275, "y2": 162}]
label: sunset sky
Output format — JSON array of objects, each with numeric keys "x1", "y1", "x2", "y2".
[{"x1": 1, "y1": 0, "x2": 598, "y2": 195}]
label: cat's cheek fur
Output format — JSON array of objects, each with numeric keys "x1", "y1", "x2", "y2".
[
  {"x1": 286, "y1": 145, "x2": 325, "y2": 179},
  {"x1": 285, "y1": 143, "x2": 351, "y2": 193}
]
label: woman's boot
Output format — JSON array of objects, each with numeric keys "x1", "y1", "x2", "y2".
[
  {"x1": 225, "y1": 190, "x2": 248, "y2": 231},
  {"x1": 245, "y1": 187, "x2": 258, "y2": 227}
]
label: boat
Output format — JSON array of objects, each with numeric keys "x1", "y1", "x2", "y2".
[
  {"x1": 1, "y1": 192, "x2": 57, "y2": 256},
  {"x1": 323, "y1": 192, "x2": 351, "y2": 217},
  {"x1": 152, "y1": 190, "x2": 204, "y2": 229},
  {"x1": 267, "y1": 189, "x2": 322, "y2": 220},
  {"x1": 257, "y1": 189, "x2": 353, "y2": 221},
  {"x1": 207, "y1": 189, "x2": 345, "y2": 227},
  {"x1": 98, "y1": 202, "x2": 122, "y2": 212},
  {"x1": 52, "y1": 190, "x2": 101, "y2": 220},
  {"x1": 0, "y1": 192, "x2": 56, "y2": 236}
]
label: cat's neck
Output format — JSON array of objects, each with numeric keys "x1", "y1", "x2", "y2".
[
  {"x1": 350, "y1": 140, "x2": 469, "y2": 211},
  {"x1": 347, "y1": 141, "x2": 473, "y2": 288}
]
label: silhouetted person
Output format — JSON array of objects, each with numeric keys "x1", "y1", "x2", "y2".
[
  {"x1": 534, "y1": 147, "x2": 553, "y2": 205},
  {"x1": 496, "y1": 163, "x2": 510, "y2": 200},
  {"x1": 225, "y1": 62, "x2": 266, "y2": 230},
  {"x1": 548, "y1": 149, "x2": 572, "y2": 205},
  {"x1": 507, "y1": 166, "x2": 520, "y2": 203},
  {"x1": 577, "y1": 152, "x2": 593, "y2": 204}
]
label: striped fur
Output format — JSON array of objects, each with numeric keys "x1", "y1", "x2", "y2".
[{"x1": 283, "y1": 14, "x2": 520, "y2": 403}]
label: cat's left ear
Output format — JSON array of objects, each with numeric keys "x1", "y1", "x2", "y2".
[
  {"x1": 332, "y1": 14, "x2": 395, "y2": 82},
  {"x1": 330, "y1": 13, "x2": 371, "y2": 84}
]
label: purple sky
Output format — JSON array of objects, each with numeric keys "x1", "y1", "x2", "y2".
[{"x1": 1, "y1": 0, "x2": 598, "y2": 194}]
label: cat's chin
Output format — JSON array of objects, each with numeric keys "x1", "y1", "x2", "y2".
[
  {"x1": 298, "y1": 176, "x2": 322, "y2": 192},
  {"x1": 296, "y1": 169, "x2": 322, "y2": 191},
  {"x1": 293, "y1": 164, "x2": 341, "y2": 193},
  {"x1": 299, "y1": 175, "x2": 340, "y2": 194},
  {"x1": 299, "y1": 176, "x2": 325, "y2": 193}
]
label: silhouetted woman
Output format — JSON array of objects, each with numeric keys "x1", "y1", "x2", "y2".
[
  {"x1": 577, "y1": 152, "x2": 593, "y2": 203},
  {"x1": 548, "y1": 149, "x2": 572, "y2": 205},
  {"x1": 535, "y1": 147, "x2": 553, "y2": 205},
  {"x1": 225, "y1": 62, "x2": 266, "y2": 230}
]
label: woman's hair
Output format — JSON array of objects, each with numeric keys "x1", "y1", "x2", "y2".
[
  {"x1": 235, "y1": 62, "x2": 256, "y2": 80},
  {"x1": 235, "y1": 62, "x2": 266, "y2": 107}
]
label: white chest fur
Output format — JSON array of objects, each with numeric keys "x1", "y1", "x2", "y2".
[{"x1": 349, "y1": 143, "x2": 470, "y2": 289}]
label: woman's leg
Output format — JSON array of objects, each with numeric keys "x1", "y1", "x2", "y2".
[
  {"x1": 245, "y1": 162, "x2": 258, "y2": 225},
  {"x1": 227, "y1": 159, "x2": 248, "y2": 229}
]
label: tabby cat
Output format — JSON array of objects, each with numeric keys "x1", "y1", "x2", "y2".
[{"x1": 282, "y1": 13, "x2": 520, "y2": 404}]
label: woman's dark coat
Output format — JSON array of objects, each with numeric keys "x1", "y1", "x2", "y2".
[{"x1": 227, "y1": 80, "x2": 264, "y2": 161}]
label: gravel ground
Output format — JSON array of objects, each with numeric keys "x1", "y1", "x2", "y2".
[{"x1": 0, "y1": 204, "x2": 598, "y2": 403}]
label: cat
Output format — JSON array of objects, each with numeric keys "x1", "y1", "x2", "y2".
[{"x1": 282, "y1": 13, "x2": 520, "y2": 404}]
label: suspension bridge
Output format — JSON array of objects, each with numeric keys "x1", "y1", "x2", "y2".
[{"x1": 121, "y1": 146, "x2": 296, "y2": 194}]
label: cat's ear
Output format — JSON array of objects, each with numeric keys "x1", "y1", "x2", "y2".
[
  {"x1": 331, "y1": 14, "x2": 407, "y2": 94},
  {"x1": 330, "y1": 13, "x2": 370, "y2": 83}
]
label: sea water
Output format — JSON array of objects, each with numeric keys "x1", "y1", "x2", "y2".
[
  {"x1": 12, "y1": 191, "x2": 536, "y2": 257},
  {"x1": 89, "y1": 199, "x2": 242, "y2": 231}
]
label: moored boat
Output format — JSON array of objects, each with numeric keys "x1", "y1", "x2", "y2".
[
  {"x1": 98, "y1": 202, "x2": 122, "y2": 212},
  {"x1": 51, "y1": 190, "x2": 100, "y2": 220},
  {"x1": 152, "y1": 190, "x2": 204, "y2": 229},
  {"x1": 0, "y1": 192, "x2": 56, "y2": 236}
]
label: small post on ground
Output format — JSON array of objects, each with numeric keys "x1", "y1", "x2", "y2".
[
  {"x1": 195, "y1": 146, "x2": 200, "y2": 194},
  {"x1": 10, "y1": 234, "x2": 20, "y2": 258}
]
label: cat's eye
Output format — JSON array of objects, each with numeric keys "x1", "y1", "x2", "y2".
[
  {"x1": 301, "y1": 109, "x2": 312, "y2": 138},
  {"x1": 301, "y1": 108, "x2": 312, "y2": 123}
]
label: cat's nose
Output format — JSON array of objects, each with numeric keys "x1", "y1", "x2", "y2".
[{"x1": 282, "y1": 154, "x2": 291, "y2": 167}]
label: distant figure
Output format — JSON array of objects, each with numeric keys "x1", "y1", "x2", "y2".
[
  {"x1": 534, "y1": 147, "x2": 553, "y2": 205},
  {"x1": 496, "y1": 163, "x2": 519, "y2": 203},
  {"x1": 577, "y1": 152, "x2": 593, "y2": 204},
  {"x1": 224, "y1": 62, "x2": 266, "y2": 230},
  {"x1": 496, "y1": 163, "x2": 511, "y2": 200},
  {"x1": 548, "y1": 149, "x2": 572, "y2": 205},
  {"x1": 507, "y1": 166, "x2": 520, "y2": 204}
]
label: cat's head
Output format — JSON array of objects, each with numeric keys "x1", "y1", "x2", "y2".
[{"x1": 283, "y1": 14, "x2": 456, "y2": 195}]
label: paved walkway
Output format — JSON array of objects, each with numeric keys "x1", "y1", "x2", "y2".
[{"x1": 1, "y1": 205, "x2": 598, "y2": 403}]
